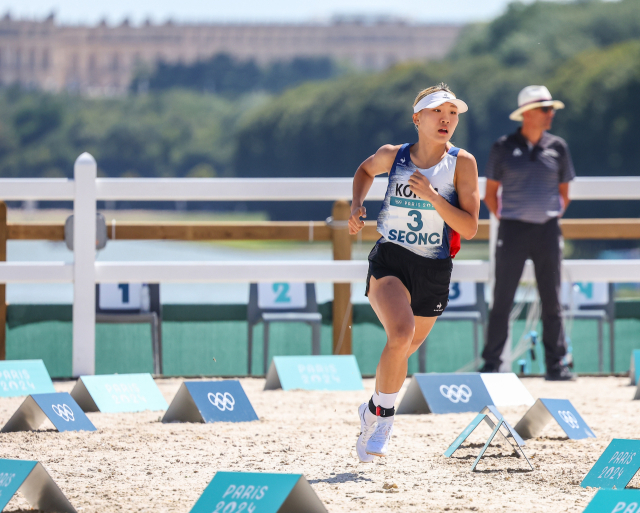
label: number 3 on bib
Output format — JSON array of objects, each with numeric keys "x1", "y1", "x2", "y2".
[
  {"x1": 386, "y1": 197, "x2": 444, "y2": 247},
  {"x1": 406, "y1": 210, "x2": 423, "y2": 231}
]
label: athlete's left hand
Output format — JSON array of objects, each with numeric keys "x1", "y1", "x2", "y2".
[{"x1": 408, "y1": 171, "x2": 439, "y2": 202}]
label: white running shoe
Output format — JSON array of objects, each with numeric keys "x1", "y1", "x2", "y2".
[
  {"x1": 356, "y1": 403, "x2": 376, "y2": 463},
  {"x1": 365, "y1": 416, "x2": 394, "y2": 457}
]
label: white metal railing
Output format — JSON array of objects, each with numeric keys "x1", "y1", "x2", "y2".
[{"x1": 1, "y1": 152, "x2": 640, "y2": 376}]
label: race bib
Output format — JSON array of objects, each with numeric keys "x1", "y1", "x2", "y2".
[{"x1": 385, "y1": 192, "x2": 444, "y2": 248}]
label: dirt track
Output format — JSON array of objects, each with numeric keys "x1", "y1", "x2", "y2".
[{"x1": 0, "y1": 376, "x2": 636, "y2": 512}]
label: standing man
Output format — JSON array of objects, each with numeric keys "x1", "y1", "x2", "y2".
[{"x1": 481, "y1": 85, "x2": 575, "y2": 380}]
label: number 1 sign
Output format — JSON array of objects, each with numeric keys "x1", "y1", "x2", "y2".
[{"x1": 98, "y1": 283, "x2": 142, "y2": 310}]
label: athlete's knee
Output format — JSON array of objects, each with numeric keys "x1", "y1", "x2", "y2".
[{"x1": 386, "y1": 324, "x2": 415, "y2": 351}]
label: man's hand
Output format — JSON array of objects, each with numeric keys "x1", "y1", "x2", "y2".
[
  {"x1": 348, "y1": 206, "x2": 366, "y2": 235},
  {"x1": 408, "y1": 171, "x2": 439, "y2": 202},
  {"x1": 483, "y1": 178, "x2": 501, "y2": 219}
]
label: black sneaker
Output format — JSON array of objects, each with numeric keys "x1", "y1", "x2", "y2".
[
  {"x1": 545, "y1": 364, "x2": 577, "y2": 381},
  {"x1": 478, "y1": 362, "x2": 499, "y2": 373}
]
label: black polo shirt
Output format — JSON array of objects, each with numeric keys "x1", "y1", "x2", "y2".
[{"x1": 485, "y1": 128, "x2": 576, "y2": 224}]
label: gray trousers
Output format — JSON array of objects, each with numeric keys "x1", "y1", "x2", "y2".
[{"x1": 483, "y1": 217, "x2": 567, "y2": 369}]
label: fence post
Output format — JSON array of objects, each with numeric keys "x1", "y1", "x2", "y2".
[
  {"x1": 72, "y1": 153, "x2": 97, "y2": 376},
  {"x1": 0, "y1": 202, "x2": 6, "y2": 360},
  {"x1": 332, "y1": 200, "x2": 352, "y2": 355}
]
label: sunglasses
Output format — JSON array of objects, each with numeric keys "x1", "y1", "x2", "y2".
[{"x1": 539, "y1": 106, "x2": 555, "y2": 113}]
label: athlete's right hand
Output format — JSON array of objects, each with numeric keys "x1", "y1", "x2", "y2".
[{"x1": 348, "y1": 206, "x2": 366, "y2": 235}]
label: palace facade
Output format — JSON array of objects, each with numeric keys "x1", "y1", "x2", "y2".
[{"x1": 0, "y1": 14, "x2": 461, "y2": 95}]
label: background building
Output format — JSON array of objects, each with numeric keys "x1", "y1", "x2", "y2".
[{"x1": 0, "y1": 14, "x2": 461, "y2": 95}]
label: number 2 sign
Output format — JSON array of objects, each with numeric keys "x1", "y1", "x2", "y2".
[{"x1": 257, "y1": 283, "x2": 306, "y2": 309}]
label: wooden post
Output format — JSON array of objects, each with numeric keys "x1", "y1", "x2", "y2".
[
  {"x1": 0, "y1": 202, "x2": 6, "y2": 360},
  {"x1": 332, "y1": 200, "x2": 352, "y2": 355}
]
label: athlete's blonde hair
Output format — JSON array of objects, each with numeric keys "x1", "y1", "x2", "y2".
[{"x1": 413, "y1": 83, "x2": 455, "y2": 107}]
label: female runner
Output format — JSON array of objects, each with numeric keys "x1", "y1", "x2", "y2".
[{"x1": 348, "y1": 83, "x2": 480, "y2": 461}]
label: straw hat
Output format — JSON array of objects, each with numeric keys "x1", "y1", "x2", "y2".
[{"x1": 509, "y1": 85, "x2": 565, "y2": 121}]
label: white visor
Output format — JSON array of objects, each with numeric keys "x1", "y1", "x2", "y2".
[{"x1": 413, "y1": 91, "x2": 468, "y2": 114}]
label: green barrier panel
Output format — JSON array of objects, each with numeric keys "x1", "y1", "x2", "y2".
[{"x1": 5, "y1": 303, "x2": 640, "y2": 378}]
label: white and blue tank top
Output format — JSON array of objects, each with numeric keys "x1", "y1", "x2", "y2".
[{"x1": 377, "y1": 143, "x2": 460, "y2": 259}]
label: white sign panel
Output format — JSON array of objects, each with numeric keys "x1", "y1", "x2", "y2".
[
  {"x1": 99, "y1": 283, "x2": 142, "y2": 310},
  {"x1": 448, "y1": 282, "x2": 476, "y2": 307},
  {"x1": 561, "y1": 282, "x2": 608, "y2": 308},
  {"x1": 257, "y1": 282, "x2": 307, "y2": 309},
  {"x1": 481, "y1": 373, "x2": 535, "y2": 407}
]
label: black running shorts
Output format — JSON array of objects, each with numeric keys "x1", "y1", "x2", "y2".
[{"x1": 365, "y1": 240, "x2": 452, "y2": 317}]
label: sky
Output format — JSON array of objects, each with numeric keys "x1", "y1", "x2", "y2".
[{"x1": 1, "y1": 0, "x2": 538, "y2": 25}]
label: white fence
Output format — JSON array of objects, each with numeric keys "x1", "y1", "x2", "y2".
[{"x1": 2, "y1": 152, "x2": 640, "y2": 376}]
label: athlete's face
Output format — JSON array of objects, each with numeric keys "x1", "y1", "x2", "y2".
[{"x1": 413, "y1": 102, "x2": 459, "y2": 143}]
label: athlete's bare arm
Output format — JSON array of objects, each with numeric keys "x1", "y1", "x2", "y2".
[
  {"x1": 349, "y1": 144, "x2": 401, "y2": 235},
  {"x1": 407, "y1": 149, "x2": 480, "y2": 240}
]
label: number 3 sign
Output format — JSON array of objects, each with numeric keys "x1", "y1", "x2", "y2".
[{"x1": 257, "y1": 283, "x2": 307, "y2": 309}]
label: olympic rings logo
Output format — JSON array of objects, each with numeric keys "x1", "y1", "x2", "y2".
[
  {"x1": 558, "y1": 410, "x2": 579, "y2": 429},
  {"x1": 51, "y1": 404, "x2": 75, "y2": 422},
  {"x1": 439, "y1": 384, "x2": 472, "y2": 403},
  {"x1": 208, "y1": 392, "x2": 235, "y2": 411}
]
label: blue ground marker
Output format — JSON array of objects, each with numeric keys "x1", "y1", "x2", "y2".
[
  {"x1": 163, "y1": 380, "x2": 259, "y2": 423},
  {"x1": 515, "y1": 398, "x2": 595, "y2": 440},
  {"x1": 630, "y1": 350, "x2": 640, "y2": 386},
  {"x1": 0, "y1": 360, "x2": 55, "y2": 397},
  {"x1": 190, "y1": 472, "x2": 326, "y2": 513},
  {"x1": 583, "y1": 490, "x2": 640, "y2": 512},
  {"x1": 396, "y1": 373, "x2": 494, "y2": 414},
  {"x1": 582, "y1": 439, "x2": 640, "y2": 489},
  {"x1": 444, "y1": 412, "x2": 533, "y2": 472},
  {"x1": 481, "y1": 405, "x2": 526, "y2": 447},
  {"x1": 1, "y1": 392, "x2": 96, "y2": 433},
  {"x1": 0, "y1": 459, "x2": 76, "y2": 512},
  {"x1": 264, "y1": 356, "x2": 363, "y2": 391},
  {"x1": 70, "y1": 373, "x2": 168, "y2": 413},
  {"x1": 444, "y1": 413, "x2": 487, "y2": 457}
]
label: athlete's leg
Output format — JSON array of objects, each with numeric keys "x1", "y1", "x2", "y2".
[
  {"x1": 360, "y1": 274, "x2": 413, "y2": 457},
  {"x1": 362, "y1": 278, "x2": 438, "y2": 458},
  {"x1": 368, "y1": 275, "x2": 416, "y2": 394},
  {"x1": 406, "y1": 316, "x2": 438, "y2": 357},
  {"x1": 374, "y1": 315, "x2": 437, "y2": 389}
]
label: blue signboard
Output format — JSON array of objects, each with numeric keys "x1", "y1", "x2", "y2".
[
  {"x1": 2, "y1": 393, "x2": 96, "y2": 433},
  {"x1": 32, "y1": 393, "x2": 96, "y2": 432},
  {"x1": 0, "y1": 459, "x2": 76, "y2": 512},
  {"x1": 190, "y1": 472, "x2": 326, "y2": 513},
  {"x1": 0, "y1": 459, "x2": 36, "y2": 510},
  {"x1": 72, "y1": 373, "x2": 168, "y2": 413},
  {"x1": 583, "y1": 490, "x2": 640, "y2": 512},
  {"x1": 582, "y1": 439, "x2": 640, "y2": 490},
  {"x1": 0, "y1": 360, "x2": 55, "y2": 397},
  {"x1": 264, "y1": 356, "x2": 363, "y2": 391},
  {"x1": 163, "y1": 381, "x2": 259, "y2": 424},
  {"x1": 540, "y1": 398, "x2": 596, "y2": 440},
  {"x1": 397, "y1": 373, "x2": 493, "y2": 414},
  {"x1": 632, "y1": 350, "x2": 640, "y2": 386}
]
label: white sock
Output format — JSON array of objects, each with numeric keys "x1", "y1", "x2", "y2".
[{"x1": 377, "y1": 391, "x2": 398, "y2": 409}]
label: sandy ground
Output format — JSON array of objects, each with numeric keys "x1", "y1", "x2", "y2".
[{"x1": 0, "y1": 376, "x2": 637, "y2": 512}]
